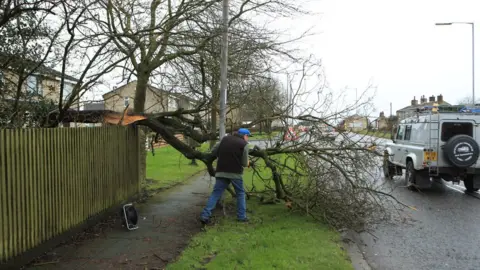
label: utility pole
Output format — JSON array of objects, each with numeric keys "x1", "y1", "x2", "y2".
[
  {"x1": 390, "y1": 102, "x2": 392, "y2": 116},
  {"x1": 286, "y1": 73, "x2": 291, "y2": 127},
  {"x1": 218, "y1": 0, "x2": 229, "y2": 138},
  {"x1": 473, "y1": 23, "x2": 476, "y2": 106},
  {"x1": 355, "y1": 88, "x2": 358, "y2": 114},
  {"x1": 290, "y1": 76, "x2": 293, "y2": 127},
  {"x1": 217, "y1": 0, "x2": 229, "y2": 212}
]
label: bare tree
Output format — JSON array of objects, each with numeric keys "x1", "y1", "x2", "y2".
[
  {"x1": 0, "y1": 0, "x2": 135, "y2": 127},
  {"x1": 0, "y1": 0, "x2": 59, "y2": 28},
  {"x1": 40, "y1": 1, "x2": 400, "y2": 231},
  {"x1": 238, "y1": 77, "x2": 286, "y2": 133},
  {"x1": 47, "y1": 0, "x2": 132, "y2": 126},
  {"x1": 160, "y1": 8, "x2": 302, "y2": 147},
  {"x1": 458, "y1": 96, "x2": 480, "y2": 106},
  {"x1": 0, "y1": 0, "x2": 62, "y2": 127},
  {"x1": 49, "y1": 52, "x2": 400, "y2": 231},
  {"x1": 96, "y1": 0, "x2": 303, "y2": 114}
]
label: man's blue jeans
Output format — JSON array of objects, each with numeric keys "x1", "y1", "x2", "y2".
[{"x1": 200, "y1": 177, "x2": 247, "y2": 221}]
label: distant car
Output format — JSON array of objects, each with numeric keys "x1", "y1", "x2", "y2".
[
  {"x1": 312, "y1": 126, "x2": 336, "y2": 140},
  {"x1": 324, "y1": 131, "x2": 337, "y2": 140}
]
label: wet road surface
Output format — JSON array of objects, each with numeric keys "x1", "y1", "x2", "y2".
[
  {"x1": 359, "y1": 177, "x2": 480, "y2": 270},
  {"x1": 345, "y1": 133, "x2": 480, "y2": 270}
]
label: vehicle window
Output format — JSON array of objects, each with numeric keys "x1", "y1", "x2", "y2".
[
  {"x1": 404, "y1": 125, "x2": 412, "y2": 140},
  {"x1": 396, "y1": 125, "x2": 405, "y2": 140},
  {"x1": 441, "y1": 122, "x2": 473, "y2": 141}
]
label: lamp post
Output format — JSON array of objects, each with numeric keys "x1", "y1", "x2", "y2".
[
  {"x1": 218, "y1": 0, "x2": 229, "y2": 138},
  {"x1": 286, "y1": 72, "x2": 297, "y2": 127},
  {"x1": 435, "y1": 22, "x2": 475, "y2": 106}
]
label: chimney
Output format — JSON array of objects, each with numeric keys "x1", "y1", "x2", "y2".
[
  {"x1": 429, "y1": 95, "x2": 435, "y2": 102},
  {"x1": 437, "y1": 94, "x2": 443, "y2": 104},
  {"x1": 411, "y1": 96, "x2": 418, "y2": 106},
  {"x1": 420, "y1": 95, "x2": 427, "y2": 104},
  {"x1": 380, "y1": 111, "x2": 385, "y2": 118}
]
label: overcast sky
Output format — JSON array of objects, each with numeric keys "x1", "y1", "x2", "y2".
[{"x1": 280, "y1": 0, "x2": 480, "y2": 117}]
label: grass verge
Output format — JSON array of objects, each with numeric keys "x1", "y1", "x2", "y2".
[
  {"x1": 250, "y1": 131, "x2": 280, "y2": 140},
  {"x1": 167, "y1": 201, "x2": 353, "y2": 270},
  {"x1": 145, "y1": 143, "x2": 210, "y2": 191},
  {"x1": 167, "y1": 153, "x2": 353, "y2": 270}
]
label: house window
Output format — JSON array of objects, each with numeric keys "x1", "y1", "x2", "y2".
[
  {"x1": 168, "y1": 97, "x2": 178, "y2": 111},
  {"x1": 124, "y1": 96, "x2": 129, "y2": 107},
  {"x1": 26, "y1": 75, "x2": 42, "y2": 95},
  {"x1": 63, "y1": 83, "x2": 73, "y2": 100}
]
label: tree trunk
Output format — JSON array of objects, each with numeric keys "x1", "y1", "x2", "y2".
[
  {"x1": 134, "y1": 69, "x2": 150, "y2": 113},
  {"x1": 10, "y1": 69, "x2": 25, "y2": 127},
  {"x1": 272, "y1": 172, "x2": 285, "y2": 199},
  {"x1": 266, "y1": 120, "x2": 272, "y2": 133}
]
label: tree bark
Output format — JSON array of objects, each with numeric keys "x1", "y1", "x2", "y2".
[
  {"x1": 266, "y1": 120, "x2": 272, "y2": 133},
  {"x1": 134, "y1": 67, "x2": 150, "y2": 113}
]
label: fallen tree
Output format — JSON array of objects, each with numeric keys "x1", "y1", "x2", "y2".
[
  {"x1": 44, "y1": 62, "x2": 402, "y2": 231},
  {"x1": 3, "y1": 0, "x2": 404, "y2": 232}
]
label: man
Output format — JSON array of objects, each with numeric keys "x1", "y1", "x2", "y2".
[{"x1": 200, "y1": 128, "x2": 252, "y2": 224}]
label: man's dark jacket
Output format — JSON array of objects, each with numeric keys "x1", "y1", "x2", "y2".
[{"x1": 215, "y1": 134, "x2": 248, "y2": 174}]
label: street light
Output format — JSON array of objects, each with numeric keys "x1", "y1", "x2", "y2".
[
  {"x1": 218, "y1": 0, "x2": 229, "y2": 138},
  {"x1": 435, "y1": 22, "x2": 475, "y2": 106}
]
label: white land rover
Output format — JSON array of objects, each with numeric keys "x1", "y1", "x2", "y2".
[{"x1": 383, "y1": 105, "x2": 480, "y2": 192}]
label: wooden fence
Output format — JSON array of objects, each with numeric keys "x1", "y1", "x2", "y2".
[{"x1": 0, "y1": 126, "x2": 142, "y2": 263}]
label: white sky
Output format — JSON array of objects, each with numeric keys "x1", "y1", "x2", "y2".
[
  {"x1": 283, "y1": 0, "x2": 480, "y2": 117},
  {"x1": 82, "y1": 0, "x2": 480, "y2": 118}
]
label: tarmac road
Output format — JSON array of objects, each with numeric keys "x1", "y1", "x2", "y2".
[
  {"x1": 358, "y1": 175, "x2": 480, "y2": 270},
  {"x1": 347, "y1": 133, "x2": 480, "y2": 270}
]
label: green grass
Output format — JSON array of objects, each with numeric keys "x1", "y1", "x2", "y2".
[
  {"x1": 243, "y1": 153, "x2": 302, "y2": 192},
  {"x1": 167, "y1": 202, "x2": 352, "y2": 270},
  {"x1": 145, "y1": 143, "x2": 210, "y2": 190},
  {"x1": 167, "y1": 153, "x2": 353, "y2": 270}
]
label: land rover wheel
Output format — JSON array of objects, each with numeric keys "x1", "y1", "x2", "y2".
[
  {"x1": 405, "y1": 161, "x2": 415, "y2": 187},
  {"x1": 444, "y1": 135, "x2": 480, "y2": 168},
  {"x1": 463, "y1": 175, "x2": 479, "y2": 193}
]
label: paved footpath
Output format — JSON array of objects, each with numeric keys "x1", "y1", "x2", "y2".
[{"x1": 27, "y1": 173, "x2": 213, "y2": 270}]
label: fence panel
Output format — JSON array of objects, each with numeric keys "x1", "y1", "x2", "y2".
[{"x1": 0, "y1": 126, "x2": 141, "y2": 262}]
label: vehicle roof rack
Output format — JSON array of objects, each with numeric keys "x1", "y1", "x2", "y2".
[{"x1": 416, "y1": 104, "x2": 480, "y2": 114}]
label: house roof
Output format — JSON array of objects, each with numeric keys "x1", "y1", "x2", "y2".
[
  {"x1": 103, "y1": 81, "x2": 197, "y2": 103},
  {"x1": 397, "y1": 100, "x2": 451, "y2": 112},
  {"x1": 344, "y1": 114, "x2": 367, "y2": 121},
  {"x1": 0, "y1": 53, "x2": 79, "y2": 82},
  {"x1": 373, "y1": 114, "x2": 396, "y2": 122}
]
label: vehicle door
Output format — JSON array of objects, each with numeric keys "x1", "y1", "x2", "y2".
[
  {"x1": 402, "y1": 124, "x2": 423, "y2": 167},
  {"x1": 393, "y1": 124, "x2": 407, "y2": 166}
]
